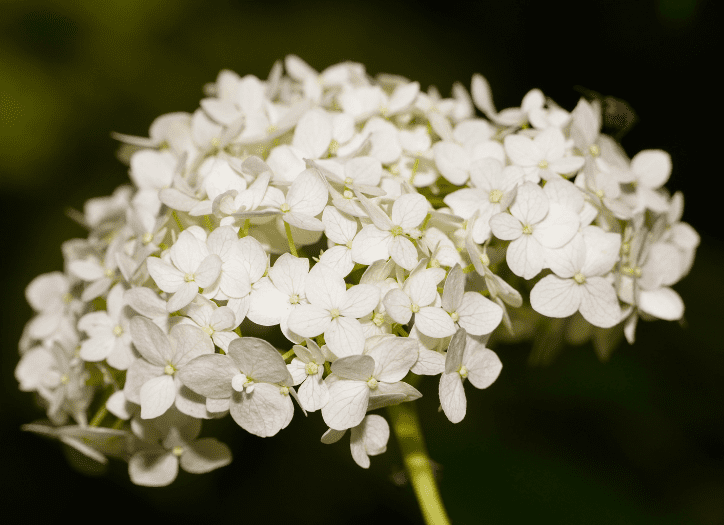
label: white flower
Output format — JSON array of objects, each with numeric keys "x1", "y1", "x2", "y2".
[
  {"x1": 318, "y1": 206, "x2": 358, "y2": 277},
  {"x1": 490, "y1": 182, "x2": 579, "y2": 279},
  {"x1": 146, "y1": 230, "x2": 222, "y2": 312},
  {"x1": 287, "y1": 339, "x2": 329, "y2": 412},
  {"x1": 530, "y1": 227, "x2": 622, "y2": 328},
  {"x1": 441, "y1": 264, "x2": 503, "y2": 336},
  {"x1": 439, "y1": 329, "x2": 502, "y2": 424},
  {"x1": 124, "y1": 318, "x2": 214, "y2": 419},
  {"x1": 351, "y1": 192, "x2": 428, "y2": 271},
  {"x1": 321, "y1": 336, "x2": 419, "y2": 430},
  {"x1": 504, "y1": 127, "x2": 585, "y2": 183},
  {"x1": 77, "y1": 283, "x2": 135, "y2": 370},
  {"x1": 180, "y1": 296, "x2": 239, "y2": 351},
  {"x1": 129, "y1": 411, "x2": 231, "y2": 487},
  {"x1": 178, "y1": 337, "x2": 295, "y2": 437},
  {"x1": 286, "y1": 264, "x2": 379, "y2": 357},
  {"x1": 320, "y1": 414, "x2": 390, "y2": 469}
]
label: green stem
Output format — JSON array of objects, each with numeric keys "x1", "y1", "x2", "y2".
[
  {"x1": 284, "y1": 221, "x2": 298, "y2": 257},
  {"x1": 387, "y1": 401, "x2": 450, "y2": 525},
  {"x1": 240, "y1": 218, "x2": 251, "y2": 238}
]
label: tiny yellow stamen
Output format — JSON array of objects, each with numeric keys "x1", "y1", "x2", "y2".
[
  {"x1": 573, "y1": 272, "x2": 586, "y2": 285},
  {"x1": 305, "y1": 362, "x2": 319, "y2": 375},
  {"x1": 112, "y1": 325, "x2": 123, "y2": 337},
  {"x1": 449, "y1": 311, "x2": 460, "y2": 322},
  {"x1": 164, "y1": 364, "x2": 175, "y2": 376},
  {"x1": 172, "y1": 446, "x2": 184, "y2": 457},
  {"x1": 330, "y1": 308, "x2": 340, "y2": 319},
  {"x1": 367, "y1": 377, "x2": 379, "y2": 390},
  {"x1": 489, "y1": 189, "x2": 503, "y2": 203}
]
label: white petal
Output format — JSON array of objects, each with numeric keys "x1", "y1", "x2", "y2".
[
  {"x1": 319, "y1": 246, "x2": 355, "y2": 277},
  {"x1": 139, "y1": 374, "x2": 176, "y2": 419},
  {"x1": 407, "y1": 267, "x2": 446, "y2": 307},
  {"x1": 366, "y1": 336, "x2": 418, "y2": 383},
  {"x1": 415, "y1": 307, "x2": 456, "y2": 338},
  {"x1": 287, "y1": 304, "x2": 331, "y2": 338},
  {"x1": 322, "y1": 380, "x2": 370, "y2": 430},
  {"x1": 533, "y1": 202, "x2": 579, "y2": 249},
  {"x1": 326, "y1": 316, "x2": 366, "y2": 357},
  {"x1": 130, "y1": 316, "x2": 173, "y2": 366},
  {"x1": 465, "y1": 347, "x2": 502, "y2": 389},
  {"x1": 351, "y1": 225, "x2": 391, "y2": 266},
  {"x1": 166, "y1": 282, "x2": 198, "y2": 312},
  {"x1": 433, "y1": 141, "x2": 469, "y2": 185},
  {"x1": 293, "y1": 109, "x2": 332, "y2": 158},
  {"x1": 391, "y1": 193, "x2": 428, "y2": 230},
  {"x1": 146, "y1": 257, "x2": 184, "y2": 293},
  {"x1": 580, "y1": 277, "x2": 622, "y2": 328},
  {"x1": 306, "y1": 263, "x2": 346, "y2": 310},
  {"x1": 383, "y1": 288, "x2": 413, "y2": 325},
  {"x1": 411, "y1": 347, "x2": 446, "y2": 376},
  {"x1": 341, "y1": 284, "x2": 380, "y2": 319},
  {"x1": 247, "y1": 277, "x2": 287, "y2": 326},
  {"x1": 439, "y1": 372, "x2": 466, "y2": 424},
  {"x1": 287, "y1": 169, "x2": 328, "y2": 217},
  {"x1": 457, "y1": 292, "x2": 503, "y2": 336},
  {"x1": 529, "y1": 275, "x2": 582, "y2": 318},
  {"x1": 237, "y1": 236, "x2": 268, "y2": 283},
  {"x1": 298, "y1": 370, "x2": 329, "y2": 412},
  {"x1": 171, "y1": 230, "x2": 208, "y2": 274},
  {"x1": 180, "y1": 437, "x2": 232, "y2": 474},
  {"x1": 389, "y1": 236, "x2": 418, "y2": 271},
  {"x1": 638, "y1": 287, "x2": 684, "y2": 321},
  {"x1": 490, "y1": 212, "x2": 522, "y2": 241},
  {"x1": 510, "y1": 182, "x2": 548, "y2": 225},
  {"x1": 441, "y1": 264, "x2": 465, "y2": 313},
  {"x1": 177, "y1": 353, "x2": 236, "y2": 398},
  {"x1": 129, "y1": 450, "x2": 178, "y2": 487},
  {"x1": 322, "y1": 206, "x2": 358, "y2": 244},
  {"x1": 230, "y1": 383, "x2": 294, "y2": 437},
  {"x1": 506, "y1": 235, "x2": 544, "y2": 280},
  {"x1": 631, "y1": 149, "x2": 671, "y2": 189}
]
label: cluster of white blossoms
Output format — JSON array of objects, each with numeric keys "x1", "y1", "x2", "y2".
[{"x1": 16, "y1": 56, "x2": 699, "y2": 486}]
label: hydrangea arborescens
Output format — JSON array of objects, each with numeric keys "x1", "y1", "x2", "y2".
[{"x1": 16, "y1": 56, "x2": 698, "y2": 523}]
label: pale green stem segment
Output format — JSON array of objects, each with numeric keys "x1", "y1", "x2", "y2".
[
  {"x1": 281, "y1": 348, "x2": 295, "y2": 361},
  {"x1": 387, "y1": 398, "x2": 450, "y2": 525},
  {"x1": 172, "y1": 210, "x2": 184, "y2": 232},
  {"x1": 240, "y1": 219, "x2": 251, "y2": 238},
  {"x1": 89, "y1": 387, "x2": 114, "y2": 427},
  {"x1": 284, "y1": 221, "x2": 298, "y2": 257},
  {"x1": 462, "y1": 263, "x2": 476, "y2": 274}
]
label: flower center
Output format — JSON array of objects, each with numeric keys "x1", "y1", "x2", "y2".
[
  {"x1": 142, "y1": 232, "x2": 154, "y2": 244},
  {"x1": 410, "y1": 303, "x2": 420, "y2": 313},
  {"x1": 366, "y1": 377, "x2": 379, "y2": 390},
  {"x1": 391, "y1": 225, "x2": 404, "y2": 237},
  {"x1": 573, "y1": 272, "x2": 586, "y2": 285},
  {"x1": 305, "y1": 362, "x2": 319, "y2": 375},
  {"x1": 279, "y1": 385, "x2": 289, "y2": 396},
  {"x1": 343, "y1": 190, "x2": 354, "y2": 199},
  {"x1": 344, "y1": 177, "x2": 354, "y2": 187},
  {"x1": 522, "y1": 224, "x2": 533, "y2": 235},
  {"x1": 231, "y1": 373, "x2": 247, "y2": 392},
  {"x1": 172, "y1": 446, "x2": 184, "y2": 457},
  {"x1": 328, "y1": 139, "x2": 339, "y2": 155},
  {"x1": 104, "y1": 268, "x2": 115, "y2": 278},
  {"x1": 459, "y1": 365, "x2": 468, "y2": 379},
  {"x1": 112, "y1": 325, "x2": 123, "y2": 337},
  {"x1": 330, "y1": 308, "x2": 341, "y2": 319},
  {"x1": 489, "y1": 189, "x2": 503, "y2": 203},
  {"x1": 184, "y1": 273, "x2": 195, "y2": 283},
  {"x1": 538, "y1": 159, "x2": 549, "y2": 170},
  {"x1": 449, "y1": 311, "x2": 460, "y2": 322},
  {"x1": 480, "y1": 252, "x2": 490, "y2": 266},
  {"x1": 202, "y1": 325, "x2": 214, "y2": 336},
  {"x1": 289, "y1": 293, "x2": 300, "y2": 305},
  {"x1": 372, "y1": 312, "x2": 385, "y2": 327},
  {"x1": 164, "y1": 364, "x2": 175, "y2": 376},
  {"x1": 589, "y1": 144, "x2": 600, "y2": 157},
  {"x1": 280, "y1": 203, "x2": 291, "y2": 213}
]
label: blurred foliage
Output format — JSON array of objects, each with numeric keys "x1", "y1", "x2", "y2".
[{"x1": 1, "y1": 1, "x2": 721, "y2": 524}]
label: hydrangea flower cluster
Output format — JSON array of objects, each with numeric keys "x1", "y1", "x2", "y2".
[{"x1": 16, "y1": 56, "x2": 698, "y2": 490}]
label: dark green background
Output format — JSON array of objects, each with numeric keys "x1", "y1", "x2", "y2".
[{"x1": 1, "y1": 1, "x2": 721, "y2": 523}]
